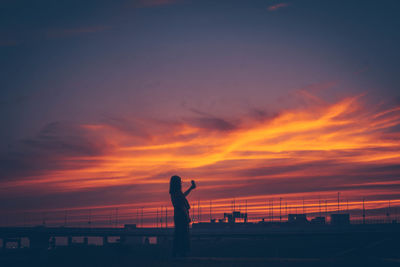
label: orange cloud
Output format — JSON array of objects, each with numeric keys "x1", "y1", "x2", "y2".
[{"x1": 1, "y1": 94, "x2": 400, "y2": 225}]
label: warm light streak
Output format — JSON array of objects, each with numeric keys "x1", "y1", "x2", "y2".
[{"x1": 1, "y1": 95, "x2": 400, "y2": 225}]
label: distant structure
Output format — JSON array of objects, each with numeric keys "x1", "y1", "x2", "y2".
[
  {"x1": 224, "y1": 211, "x2": 248, "y2": 223},
  {"x1": 124, "y1": 224, "x2": 137, "y2": 230},
  {"x1": 288, "y1": 214, "x2": 308, "y2": 224},
  {"x1": 310, "y1": 216, "x2": 326, "y2": 224},
  {"x1": 330, "y1": 213, "x2": 350, "y2": 225}
]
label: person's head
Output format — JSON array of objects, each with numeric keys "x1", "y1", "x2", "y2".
[{"x1": 169, "y1": 175, "x2": 182, "y2": 194}]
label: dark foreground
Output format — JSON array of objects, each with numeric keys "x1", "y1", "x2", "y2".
[
  {"x1": 2, "y1": 234, "x2": 400, "y2": 267},
  {"x1": 2, "y1": 250, "x2": 400, "y2": 267},
  {"x1": 1, "y1": 248, "x2": 400, "y2": 267},
  {"x1": 2, "y1": 224, "x2": 400, "y2": 266}
]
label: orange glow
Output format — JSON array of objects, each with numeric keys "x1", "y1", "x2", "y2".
[{"x1": 1, "y1": 95, "x2": 400, "y2": 225}]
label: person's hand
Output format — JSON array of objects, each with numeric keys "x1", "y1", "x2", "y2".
[{"x1": 191, "y1": 180, "x2": 196, "y2": 189}]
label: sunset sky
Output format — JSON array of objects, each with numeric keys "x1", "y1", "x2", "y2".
[{"x1": 1, "y1": 0, "x2": 400, "y2": 226}]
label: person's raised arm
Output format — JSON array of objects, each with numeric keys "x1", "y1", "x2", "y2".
[{"x1": 183, "y1": 180, "x2": 196, "y2": 197}]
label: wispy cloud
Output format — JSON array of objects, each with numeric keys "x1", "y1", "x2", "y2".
[
  {"x1": 135, "y1": 0, "x2": 181, "y2": 8},
  {"x1": 267, "y1": 2, "x2": 290, "y2": 11},
  {"x1": 46, "y1": 25, "x2": 111, "y2": 39},
  {"x1": 0, "y1": 40, "x2": 20, "y2": 47},
  {"x1": 1, "y1": 94, "x2": 400, "y2": 225}
]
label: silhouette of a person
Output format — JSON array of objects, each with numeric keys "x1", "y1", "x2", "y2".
[{"x1": 169, "y1": 175, "x2": 196, "y2": 257}]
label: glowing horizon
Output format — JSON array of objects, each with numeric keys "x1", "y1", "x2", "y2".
[{"x1": 1, "y1": 94, "x2": 399, "y2": 226}]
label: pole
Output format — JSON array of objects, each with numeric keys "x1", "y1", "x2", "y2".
[
  {"x1": 269, "y1": 200, "x2": 271, "y2": 222},
  {"x1": 210, "y1": 200, "x2": 212, "y2": 222},
  {"x1": 160, "y1": 206, "x2": 163, "y2": 228},
  {"x1": 362, "y1": 198, "x2": 365, "y2": 224},
  {"x1": 192, "y1": 203, "x2": 195, "y2": 222},
  {"x1": 89, "y1": 209, "x2": 92, "y2": 227},
  {"x1": 116, "y1": 208, "x2": 118, "y2": 227},
  {"x1": 245, "y1": 200, "x2": 248, "y2": 223},
  {"x1": 279, "y1": 198, "x2": 282, "y2": 222},
  {"x1": 325, "y1": 200, "x2": 328, "y2": 217},
  {"x1": 285, "y1": 201, "x2": 288, "y2": 220},
  {"x1": 272, "y1": 199, "x2": 274, "y2": 222},
  {"x1": 319, "y1": 200, "x2": 321, "y2": 217},
  {"x1": 137, "y1": 208, "x2": 139, "y2": 226},
  {"x1": 198, "y1": 199, "x2": 201, "y2": 223}
]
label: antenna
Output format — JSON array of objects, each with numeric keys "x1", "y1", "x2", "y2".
[
  {"x1": 137, "y1": 208, "x2": 139, "y2": 226},
  {"x1": 279, "y1": 198, "x2": 282, "y2": 222},
  {"x1": 325, "y1": 200, "x2": 328, "y2": 217},
  {"x1": 160, "y1": 206, "x2": 163, "y2": 228},
  {"x1": 116, "y1": 208, "x2": 119, "y2": 227},
  {"x1": 245, "y1": 200, "x2": 248, "y2": 223},
  {"x1": 269, "y1": 200, "x2": 271, "y2": 222},
  {"x1": 337, "y1": 192, "x2": 340, "y2": 213},
  {"x1": 88, "y1": 209, "x2": 92, "y2": 226},
  {"x1": 141, "y1": 207, "x2": 144, "y2": 228},
  {"x1": 198, "y1": 199, "x2": 201, "y2": 223},
  {"x1": 192, "y1": 203, "x2": 195, "y2": 222},
  {"x1": 272, "y1": 199, "x2": 274, "y2": 222},
  {"x1": 209, "y1": 200, "x2": 212, "y2": 222},
  {"x1": 362, "y1": 198, "x2": 365, "y2": 224},
  {"x1": 285, "y1": 201, "x2": 288, "y2": 217},
  {"x1": 319, "y1": 200, "x2": 321, "y2": 217}
]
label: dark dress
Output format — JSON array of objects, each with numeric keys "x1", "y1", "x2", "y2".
[{"x1": 170, "y1": 192, "x2": 191, "y2": 257}]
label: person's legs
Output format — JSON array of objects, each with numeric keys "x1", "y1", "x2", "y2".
[
  {"x1": 182, "y1": 223, "x2": 190, "y2": 257},
  {"x1": 173, "y1": 212, "x2": 191, "y2": 257}
]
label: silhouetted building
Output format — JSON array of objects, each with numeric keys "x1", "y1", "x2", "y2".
[
  {"x1": 124, "y1": 224, "x2": 137, "y2": 230},
  {"x1": 310, "y1": 216, "x2": 326, "y2": 224},
  {"x1": 224, "y1": 211, "x2": 248, "y2": 223},
  {"x1": 288, "y1": 214, "x2": 308, "y2": 224},
  {"x1": 330, "y1": 213, "x2": 350, "y2": 225}
]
